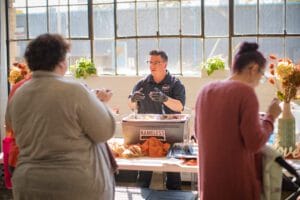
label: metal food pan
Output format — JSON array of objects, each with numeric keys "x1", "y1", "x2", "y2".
[
  {"x1": 122, "y1": 113, "x2": 190, "y2": 122},
  {"x1": 122, "y1": 114, "x2": 190, "y2": 145}
]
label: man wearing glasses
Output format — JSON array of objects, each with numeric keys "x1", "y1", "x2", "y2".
[{"x1": 128, "y1": 49, "x2": 186, "y2": 190}]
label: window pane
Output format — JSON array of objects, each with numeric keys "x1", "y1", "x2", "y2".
[
  {"x1": 116, "y1": 39, "x2": 136, "y2": 75},
  {"x1": 93, "y1": 4, "x2": 114, "y2": 39},
  {"x1": 258, "y1": 37, "x2": 284, "y2": 62},
  {"x1": 94, "y1": 39, "x2": 115, "y2": 75},
  {"x1": 137, "y1": 2, "x2": 157, "y2": 36},
  {"x1": 94, "y1": 0, "x2": 114, "y2": 3},
  {"x1": 205, "y1": 0, "x2": 229, "y2": 36},
  {"x1": 204, "y1": 38, "x2": 229, "y2": 68},
  {"x1": 138, "y1": 38, "x2": 159, "y2": 75},
  {"x1": 234, "y1": 0, "x2": 257, "y2": 34},
  {"x1": 286, "y1": 1, "x2": 300, "y2": 34},
  {"x1": 70, "y1": 5, "x2": 88, "y2": 38},
  {"x1": 117, "y1": 0, "x2": 133, "y2": 2},
  {"x1": 286, "y1": 37, "x2": 300, "y2": 64},
  {"x1": 69, "y1": 40, "x2": 91, "y2": 66},
  {"x1": 48, "y1": 0, "x2": 68, "y2": 6},
  {"x1": 117, "y1": 3, "x2": 136, "y2": 37},
  {"x1": 159, "y1": 38, "x2": 180, "y2": 74},
  {"x1": 49, "y1": 6, "x2": 69, "y2": 37},
  {"x1": 10, "y1": 0, "x2": 26, "y2": 7},
  {"x1": 93, "y1": 4, "x2": 115, "y2": 38},
  {"x1": 28, "y1": 7, "x2": 47, "y2": 39},
  {"x1": 27, "y1": 0, "x2": 46, "y2": 7},
  {"x1": 181, "y1": 0, "x2": 201, "y2": 35},
  {"x1": 9, "y1": 8, "x2": 27, "y2": 40},
  {"x1": 9, "y1": 41, "x2": 28, "y2": 62},
  {"x1": 259, "y1": 0, "x2": 284, "y2": 34},
  {"x1": 69, "y1": 0, "x2": 87, "y2": 4},
  {"x1": 159, "y1": 1, "x2": 180, "y2": 35},
  {"x1": 182, "y1": 38, "x2": 202, "y2": 76}
]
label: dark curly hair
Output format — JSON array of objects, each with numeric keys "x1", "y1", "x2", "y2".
[
  {"x1": 24, "y1": 33, "x2": 70, "y2": 71},
  {"x1": 232, "y1": 42, "x2": 266, "y2": 73},
  {"x1": 149, "y1": 50, "x2": 168, "y2": 62}
]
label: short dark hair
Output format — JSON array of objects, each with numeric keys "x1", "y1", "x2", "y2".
[
  {"x1": 232, "y1": 42, "x2": 266, "y2": 73},
  {"x1": 149, "y1": 50, "x2": 168, "y2": 62},
  {"x1": 24, "y1": 33, "x2": 70, "y2": 71}
]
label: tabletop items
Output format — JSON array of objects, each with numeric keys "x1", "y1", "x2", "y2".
[
  {"x1": 108, "y1": 138, "x2": 198, "y2": 167},
  {"x1": 109, "y1": 137, "x2": 170, "y2": 158},
  {"x1": 167, "y1": 143, "x2": 198, "y2": 159}
]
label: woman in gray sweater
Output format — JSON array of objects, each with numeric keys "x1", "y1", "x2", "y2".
[{"x1": 5, "y1": 33, "x2": 116, "y2": 200}]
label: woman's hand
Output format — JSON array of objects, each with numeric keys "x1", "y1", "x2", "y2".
[{"x1": 266, "y1": 98, "x2": 282, "y2": 120}]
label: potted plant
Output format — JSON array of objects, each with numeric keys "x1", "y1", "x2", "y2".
[
  {"x1": 201, "y1": 55, "x2": 226, "y2": 77},
  {"x1": 70, "y1": 58, "x2": 97, "y2": 79}
]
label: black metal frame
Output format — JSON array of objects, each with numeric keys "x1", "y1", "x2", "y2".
[
  {"x1": 5, "y1": 0, "x2": 300, "y2": 80},
  {"x1": 5, "y1": 0, "x2": 10, "y2": 94}
]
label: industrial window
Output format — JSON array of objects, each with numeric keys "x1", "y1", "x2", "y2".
[{"x1": 7, "y1": 0, "x2": 300, "y2": 76}]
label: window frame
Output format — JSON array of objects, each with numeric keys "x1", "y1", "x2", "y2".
[{"x1": 5, "y1": 0, "x2": 300, "y2": 76}]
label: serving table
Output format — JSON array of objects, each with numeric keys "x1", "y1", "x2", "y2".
[
  {"x1": 116, "y1": 156, "x2": 198, "y2": 191},
  {"x1": 110, "y1": 137, "x2": 198, "y2": 173},
  {"x1": 116, "y1": 157, "x2": 198, "y2": 173}
]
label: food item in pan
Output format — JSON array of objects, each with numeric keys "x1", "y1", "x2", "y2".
[
  {"x1": 183, "y1": 159, "x2": 197, "y2": 166},
  {"x1": 118, "y1": 145, "x2": 143, "y2": 158},
  {"x1": 109, "y1": 142, "x2": 143, "y2": 158},
  {"x1": 140, "y1": 137, "x2": 170, "y2": 157},
  {"x1": 168, "y1": 143, "x2": 198, "y2": 159},
  {"x1": 109, "y1": 143, "x2": 125, "y2": 157},
  {"x1": 109, "y1": 137, "x2": 170, "y2": 158},
  {"x1": 160, "y1": 114, "x2": 180, "y2": 120},
  {"x1": 126, "y1": 145, "x2": 143, "y2": 157}
]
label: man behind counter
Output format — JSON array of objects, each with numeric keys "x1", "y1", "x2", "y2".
[{"x1": 128, "y1": 50, "x2": 186, "y2": 190}]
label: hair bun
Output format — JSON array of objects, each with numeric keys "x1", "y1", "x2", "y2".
[{"x1": 238, "y1": 42, "x2": 259, "y2": 54}]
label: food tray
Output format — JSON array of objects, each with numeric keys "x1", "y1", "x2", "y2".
[
  {"x1": 122, "y1": 113, "x2": 189, "y2": 122},
  {"x1": 122, "y1": 114, "x2": 190, "y2": 145},
  {"x1": 167, "y1": 143, "x2": 198, "y2": 159}
]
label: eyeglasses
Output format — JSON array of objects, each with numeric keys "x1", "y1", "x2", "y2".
[
  {"x1": 258, "y1": 69, "x2": 268, "y2": 84},
  {"x1": 146, "y1": 61, "x2": 163, "y2": 65}
]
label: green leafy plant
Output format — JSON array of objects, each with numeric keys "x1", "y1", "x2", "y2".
[
  {"x1": 201, "y1": 56, "x2": 225, "y2": 76},
  {"x1": 70, "y1": 58, "x2": 97, "y2": 79}
]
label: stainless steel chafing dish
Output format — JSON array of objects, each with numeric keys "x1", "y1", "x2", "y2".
[
  {"x1": 123, "y1": 113, "x2": 189, "y2": 122},
  {"x1": 122, "y1": 114, "x2": 190, "y2": 145}
]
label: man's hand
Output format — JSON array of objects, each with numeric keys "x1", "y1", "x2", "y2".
[
  {"x1": 149, "y1": 88, "x2": 168, "y2": 103},
  {"x1": 131, "y1": 91, "x2": 145, "y2": 102},
  {"x1": 95, "y1": 88, "x2": 113, "y2": 102}
]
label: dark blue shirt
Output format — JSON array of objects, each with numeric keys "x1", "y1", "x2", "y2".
[{"x1": 130, "y1": 71, "x2": 186, "y2": 114}]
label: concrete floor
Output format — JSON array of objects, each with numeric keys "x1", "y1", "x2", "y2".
[
  {"x1": 1, "y1": 168, "x2": 295, "y2": 200},
  {"x1": 0, "y1": 181, "x2": 195, "y2": 200},
  {"x1": 0, "y1": 181, "x2": 296, "y2": 200},
  {"x1": 0, "y1": 170, "x2": 196, "y2": 200},
  {"x1": 0, "y1": 178, "x2": 13, "y2": 200}
]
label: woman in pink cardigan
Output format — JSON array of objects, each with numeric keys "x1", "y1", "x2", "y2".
[{"x1": 195, "y1": 42, "x2": 282, "y2": 200}]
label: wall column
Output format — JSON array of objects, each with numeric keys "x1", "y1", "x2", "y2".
[{"x1": 0, "y1": 0, "x2": 8, "y2": 149}]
